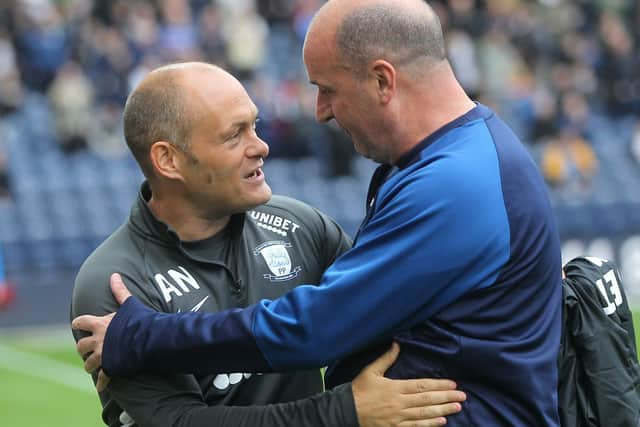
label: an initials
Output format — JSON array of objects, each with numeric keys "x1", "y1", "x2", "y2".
[{"x1": 154, "y1": 266, "x2": 200, "y2": 303}]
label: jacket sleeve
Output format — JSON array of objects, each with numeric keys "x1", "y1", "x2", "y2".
[
  {"x1": 72, "y1": 262, "x2": 358, "y2": 427},
  {"x1": 103, "y1": 163, "x2": 511, "y2": 377},
  {"x1": 108, "y1": 375, "x2": 357, "y2": 427}
]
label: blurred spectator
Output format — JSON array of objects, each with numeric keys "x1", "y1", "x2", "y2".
[
  {"x1": 197, "y1": 3, "x2": 226, "y2": 64},
  {"x1": 559, "y1": 91, "x2": 591, "y2": 136},
  {"x1": 296, "y1": 81, "x2": 356, "y2": 176},
  {"x1": 87, "y1": 102, "x2": 127, "y2": 158},
  {"x1": 542, "y1": 130, "x2": 598, "y2": 192},
  {"x1": 220, "y1": 0, "x2": 269, "y2": 79},
  {"x1": 446, "y1": 0, "x2": 486, "y2": 36},
  {"x1": 257, "y1": 0, "x2": 296, "y2": 24},
  {"x1": 446, "y1": 29, "x2": 481, "y2": 98},
  {"x1": 158, "y1": 0, "x2": 200, "y2": 61},
  {"x1": 530, "y1": 86, "x2": 559, "y2": 143},
  {"x1": 124, "y1": 2, "x2": 160, "y2": 59},
  {"x1": 319, "y1": 122, "x2": 356, "y2": 177},
  {"x1": 47, "y1": 60, "x2": 94, "y2": 153},
  {"x1": 596, "y1": 11, "x2": 638, "y2": 115},
  {"x1": 478, "y1": 27, "x2": 525, "y2": 101},
  {"x1": 84, "y1": 26, "x2": 133, "y2": 105},
  {"x1": 12, "y1": 0, "x2": 68, "y2": 92}
]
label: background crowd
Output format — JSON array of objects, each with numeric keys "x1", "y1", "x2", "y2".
[{"x1": 0, "y1": 0, "x2": 639, "y2": 312}]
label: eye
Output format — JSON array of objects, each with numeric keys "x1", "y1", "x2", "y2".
[{"x1": 224, "y1": 129, "x2": 241, "y2": 143}]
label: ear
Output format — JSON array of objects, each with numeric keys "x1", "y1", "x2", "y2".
[
  {"x1": 370, "y1": 60, "x2": 396, "y2": 105},
  {"x1": 149, "y1": 141, "x2": 186, "y2": 181}
]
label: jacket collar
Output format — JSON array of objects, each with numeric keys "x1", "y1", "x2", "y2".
[
  {"x1": 128, "y1": 181, "x2": 245, "y2": 249},
  {"x1": 394, "y1": 103, "x2": 492, "y2": 170}
]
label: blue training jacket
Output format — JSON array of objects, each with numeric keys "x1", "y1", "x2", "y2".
[{"x1": 104, "y1": 104, "x2": 562, "y2": 426}]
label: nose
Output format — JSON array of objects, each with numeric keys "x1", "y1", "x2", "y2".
[
  {"x1": 247, "y1": 135, "x2": 269, "y2": 158},
  {"x1": 315, "y1": 94, "x2": 334, "y2": 123}
]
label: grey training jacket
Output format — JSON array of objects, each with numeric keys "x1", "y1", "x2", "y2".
[{"x1": 71, "y1": 183, "x2": 356, "y2": 427}]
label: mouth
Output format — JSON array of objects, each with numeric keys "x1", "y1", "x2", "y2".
[{"x1": 244, "y1": 167, "x2": 264, "y2": 180}]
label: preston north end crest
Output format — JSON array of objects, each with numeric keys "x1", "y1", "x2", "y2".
[{"x1": 254, "y1": 241, "x2": 302, "y2": 282}]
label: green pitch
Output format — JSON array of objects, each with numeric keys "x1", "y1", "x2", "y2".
[
  {"x1": 635, "y1": 311, "x2": 640, "y2": 355},
  {"x1": 0, "y1": 329, "x2": 103, "y2": 427},
  {"x1": 1, "y1": 314, "x2": 640, "y2": 427}
]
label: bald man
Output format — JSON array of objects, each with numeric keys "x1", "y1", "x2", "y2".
[
  {"x1": 75, "y1": 1, "x2": 562, "y2": 426},
  {"x1": 70, "y1": 62, "x2": 465, "y2": 427}
]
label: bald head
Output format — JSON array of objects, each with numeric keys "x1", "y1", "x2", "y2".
[
  {"x1": 305, "y1": 0, "x2": 445, "y2": 77},
  {"x1": 123, "y1": 62, "x2": 234, "y2": 176}
]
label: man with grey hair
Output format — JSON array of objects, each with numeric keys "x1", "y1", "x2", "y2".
[
  {"x1": 71, "y1": 61, "x2": 466, "y2": 427},
  {"x1": 75, "y1": 1, "x2": 562, "y2": 426}
]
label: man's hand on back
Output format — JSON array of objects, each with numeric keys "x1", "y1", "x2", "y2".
[
  {"x1": 352, "y1": 342, "x2": 465, "y2": 427},
  {"x1": 72, "y1": 274, "x2": 466, "y2": 426}
]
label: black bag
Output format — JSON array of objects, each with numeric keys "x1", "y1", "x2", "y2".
[{"x1": 559, "y1": 256, "x2": 640, "y2": 426}]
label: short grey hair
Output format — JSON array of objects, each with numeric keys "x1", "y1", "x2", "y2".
[
  {"x1": 335, "y1": 3, "x2": 446, "y2": 77},
  {"x1": 123, "y1": 72, "x2": 195, "y2": 176}
]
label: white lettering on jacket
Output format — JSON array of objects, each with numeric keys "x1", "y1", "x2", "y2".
[
  {"x1": 212, "y1": 373, "x2": 254, "y2": 390},
  {"x1": 248, "y1": 210, "x2": 300, "y2": 236},
  {"x1": 154, "y1": 266, "x2": 201, "y2": 303}
]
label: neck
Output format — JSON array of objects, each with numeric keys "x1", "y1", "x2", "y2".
[
  {"x1": 390, "y1": 61, "x2": 476, "y2": 164},
  {"x1": 147, "y1": 184, "x2": 231, "y2": 242}
]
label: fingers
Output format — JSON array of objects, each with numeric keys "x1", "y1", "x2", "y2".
[
  {"x1": 71, "y1": 314, "x2": 100, "y2": 333},
  {"x1": 84, "y1": 349, "x2": 102, "y2": 373},
  {"x1": 398, "y1": 416, "x2": 448, "y2": 427},
  {"x1": 110, "y1": 273, "x2": 132, "y2": 305},
  {"x1": 403, "y1": 390, "x2": 466, "y2": 408},
  {"x1": 120, "y1": 411, "x2": 135, "y2": 427},
  {"x1": 74, "y1": 312, "x2": 114, "y2": 375},
  {"x1": 96, "y1": 369, "x2": 111, "y2": 392},
  {"x1": 76, "y1": 335, "x2": 98, "y2": 356},
  {"x1": 71, "y1": 274, "x2": 127, "y2": 393},
  {"x1": 396, "y1": 390, "x2": 465, "y2": 426},
  {"x1": 364, "y1": 342, "x2": 400, "y2": 376},
  {"x1": 399, "y1": 378, "x2": 459, "y2": 394},
  {"x1": 399, "y1": 401, "x2": 463, "y2": 423}
]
